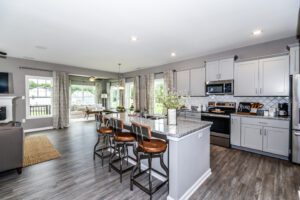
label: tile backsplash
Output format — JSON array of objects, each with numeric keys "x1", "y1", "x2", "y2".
[{"x1": 185, "y1": 95, "x2": 289, "y2": 110}]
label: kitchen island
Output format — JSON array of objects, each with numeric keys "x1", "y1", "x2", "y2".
[{"x1": 105, "y1": 113, "x2": 212, "y2": 200}]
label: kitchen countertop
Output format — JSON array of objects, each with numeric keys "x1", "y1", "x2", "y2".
[
  {"x1": 231, "y1": 113, "x2": 290, "y2": 121},
  {"x1": 105, "y1": 112, "x2": 212, "y2": 139}
]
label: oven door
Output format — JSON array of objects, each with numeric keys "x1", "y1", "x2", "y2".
[
  {"x1": 206, "y1": 83, "x2": 224, "y2": 95},
  {"x1": 201, "y1": 113, "x2": 230, "y2": 147}
]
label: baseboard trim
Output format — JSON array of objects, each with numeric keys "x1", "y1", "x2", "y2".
[
  {"x1": 167, "y1": 168, "x2": 211, "y2": 200},
  {"x1": 24, "y1": 126, "x2": 54, "y2": 133}
]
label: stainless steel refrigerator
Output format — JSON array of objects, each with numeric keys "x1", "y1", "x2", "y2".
[{"x1": 291, "y1": 74, "x2": 300, "y2": 164}]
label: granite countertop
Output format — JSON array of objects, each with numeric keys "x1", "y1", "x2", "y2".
[
  {"x1": 105, "y1": 113, "x2": 212, "y2": 139},
  {"x1": 231, "y1": 113, "x2": 290, "y2": 121}
]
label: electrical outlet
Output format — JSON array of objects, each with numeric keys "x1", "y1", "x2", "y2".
[{"x1": 22, "y1": 119, "x2": 26, "y2": 123}]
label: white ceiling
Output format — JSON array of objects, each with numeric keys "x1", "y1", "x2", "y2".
[{"x1": 0, "y1": 0, "x2": 299, "y2": 73}]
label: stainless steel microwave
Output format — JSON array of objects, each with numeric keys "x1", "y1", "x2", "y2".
[{"x1": 206, "y1": 80, "x2": 234, "y2": 95}]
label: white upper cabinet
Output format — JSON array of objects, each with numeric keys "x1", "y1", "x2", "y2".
[
  {"x1": 206, "y1": 58, "x2": 234, "y2": 82},
  {"x1": 219, "y1": 58, "x2": 234, "y2": 80},
  {"x1": 234, "y1": 60, "x2": 259, "y2": 96},
  {"x1": 234, "y1": 55, "x2": 289, "y2": 96},
  {"x1": 259, "y1": 55, "x2": 289, "y2": 96},
  {"x1": 289, "y1": 45, "x2": 300, "y2": 75},
  {"x1": 206, "y1": 61, "x2": 219, "y2": 82},
  {"x1": 176, "y1": 70, "x2": 190, "y2": 96},
  {"x1": 190, "y1": 68, "x2": 206, "y2": 96}
]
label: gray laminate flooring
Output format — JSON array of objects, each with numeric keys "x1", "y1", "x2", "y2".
[{"x1": 0, "y1": 121, "x2": 299, "y2": 200}]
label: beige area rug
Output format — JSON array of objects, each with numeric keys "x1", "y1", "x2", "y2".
[{"x1": 23, "y1": 135, "x2": 61, "y2": 167}]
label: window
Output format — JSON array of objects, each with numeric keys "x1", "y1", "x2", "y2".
[
  {"x1": 110, "y1": 85, "x2": 119, "y2": 108},
  {"x1": 154, "y1": 78, "x2": 165, "y2": 115},
  {"x1": 125, "y1": 82, "x2": 134, "y2": 109},
  {"x1": 26, "y1": 76, "x2": 53, "y2": 119},
  {"x1": 70, "y1": 85, "x2": 96, "y2": 105}
]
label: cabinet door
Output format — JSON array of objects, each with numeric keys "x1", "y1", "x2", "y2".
[
  {"x1": 206, "y1": 61, "x2": 219, "y2": 81},
  {"x1": 230, "y1": 116, "x2": 241, "y2": 146},
  {"x1": 290, "y1": 46, "x2": 300, "y2": 75},
  {"x1": 263, "y1": 127, "x2": 289, "y2": 156},
  {"x1": 259, "y1": 55, "x2": 289, "y2": 96},
  {"x1": 219, "y1": 58, "x2": 234, "y2": 80},
  {"x1": 176, "y1": 70, "x2": 190, "y2": 96},
  {"x1": 241, "y1": 124, "x2": 263, "y2": 150},
  {"x1": 190, "y1": 68, "x2": 205, "y2": 96},
  {"x1": 234, "y1": 60, "x2": 259, "y2": 96}
]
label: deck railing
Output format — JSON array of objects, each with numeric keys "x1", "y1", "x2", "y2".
[{"x1": 29, "y1": 105, "x2": 51, "y2": 116}]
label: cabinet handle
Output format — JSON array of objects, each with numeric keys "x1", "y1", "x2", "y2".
[
  {"x1": 255, "y1": 88, "x2": 258, "y2": 94},
  {"x1": 260, "y1": 88, "x2": 262, "y2": 94},
  {"x1": 260, "y1": 129, "x2": 262, "y2": 135},
  {"x1": 264, "y1": 129, "x2": 267, "y2": 136}
]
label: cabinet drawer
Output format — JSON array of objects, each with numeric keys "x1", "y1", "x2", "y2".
[{"x1": 241, "y1": 117, "x2": 289, "y2": 129}]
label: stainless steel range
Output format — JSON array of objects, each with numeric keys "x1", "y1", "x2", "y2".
[{"x1": 201, "y1": 102, "x2": 236, "y2": 147}]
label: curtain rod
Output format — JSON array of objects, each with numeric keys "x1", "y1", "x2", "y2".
[{"x1": 19, "y1": 66, "x2": 53, "y2": 72}]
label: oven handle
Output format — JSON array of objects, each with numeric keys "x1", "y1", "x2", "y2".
[{"x1": 201, "y1": 113, "x2": 230, "y2": 118}]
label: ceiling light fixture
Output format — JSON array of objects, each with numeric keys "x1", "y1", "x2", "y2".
[
  {"x1": 89, "y1": 76, "x2": 96, "y2": 82},
  {"x1": 252, "y1": 29, "x2": 262, "y2": 36},
  {"x1": 118, "y1": 63, "x2": 125, "y2": 90},
  {"x1": 131, "y1": 36, "x2": 138, "y2": 42},
  {"x1": 171, "y1": 52, "x2": 176, "y2": 57}
]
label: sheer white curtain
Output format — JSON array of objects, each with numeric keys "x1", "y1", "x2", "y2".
[
  {"x1": 163, "y1": 70, "x2": 174, "y2": 93},
  {"x1": 119, "y1": 78, "x2": 125, "y2": 107},
  {"x1": 133, "y1": 76, "x2": 140, "y2": 111},
  {"x1": 145, "y1": 73, "x2": 154, "y2": 115},
  {"x1": 53, "y1": 71, "x2": 69, "y2": 129},
  {"x1": 95, "y1": 80, "x2": 102, "y2": 104}
]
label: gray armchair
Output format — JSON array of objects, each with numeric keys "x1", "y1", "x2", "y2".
[{"x1": 0, "y1": 122, "x2": 24, "y2": 174}]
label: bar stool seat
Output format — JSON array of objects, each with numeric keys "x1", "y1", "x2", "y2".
[
  {"x1": 114, "y1": 132, "x2": 135, "y2": 142},
  {"x1": 138, "y1": 139, "x2": 167, "y2": 153},
  {"x1": 97, "y1": 127, "x2": 113, "y2": 134}
]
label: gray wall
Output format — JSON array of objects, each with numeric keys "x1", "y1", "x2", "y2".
[
  {"x1": 124, "y1": 36, "x2": 299, "y2": 111},
  {"x1": 0, "y1": 57, "x2": 118, "y2": 130}
]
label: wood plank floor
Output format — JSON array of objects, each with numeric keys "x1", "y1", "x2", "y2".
[{"x1": 0, "y1": 121, "x2": 299, "y2": 200}]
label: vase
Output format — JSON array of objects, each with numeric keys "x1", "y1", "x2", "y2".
[{"x1": 168, "y1": 109, "x2": 177, "y2": 125}]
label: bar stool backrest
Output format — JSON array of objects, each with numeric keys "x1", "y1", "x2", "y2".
[
  {"x1": 131, "y1": 122, "x2": 152, "y2": 144},
  {"x1": 111, "y1": 118, "x2": 124, "y2": 132},
  {"x1": 95, "y1": 113, "x2": 103, "y2": 130}
]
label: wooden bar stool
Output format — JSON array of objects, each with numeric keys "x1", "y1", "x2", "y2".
[
  {"x1": 93, "y1": 113, "x2": 113, "y2": 166},
  {"x1": 109, "y1": 118, "x2": 136, "y2": 183},
  {"x1": 130, "y1": 122, "x2": 169, "y2": 200}
]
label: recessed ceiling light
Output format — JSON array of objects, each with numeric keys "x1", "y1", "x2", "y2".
[
  {"x1": 131, "y1": 36, "x2": 138, "y2": 42},
  {"x1": 171, "y1": 52, "x2": 176, "y2": 57},
  {"x1": 252, "y1": 29, "x2": 262, "y2": 36},
  {"x1": 35, "y1": 45, "x2": 47, "y2": 50}
]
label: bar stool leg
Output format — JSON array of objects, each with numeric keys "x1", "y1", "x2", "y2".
[
  {"x1": 93, "y1": 135, "x2": 100, "y2": 160},
  {"x1": 119, "y1": 145, "x2": 123, "y2": 183},
  {"x1": 160, "y1": 153, "x2": 169, "y2": 178},
  {"x1": 148, "y1": 153, "x2": 153, "y2": 200},
  {"x1": 130, "y1": 152, "x2": 139, "y2": 191},
  {"x1": 109, "y1": 140, "x2": 117, "y2": 172}
]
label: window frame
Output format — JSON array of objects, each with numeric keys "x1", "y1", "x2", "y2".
[{"x1": 25, "y1": 75, "x2": 53, "y2": 119}]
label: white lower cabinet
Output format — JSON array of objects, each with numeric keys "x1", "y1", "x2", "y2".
[
  {"x1": 263, "y1": 127, "x2": 289, "y2": 156},
  {"x1": 231, "y1": 116, "x2": 289, "y2": 157},
  {"x1": 241, "y1": 124, "x2": 263, "y2": 151},
  {"x1": 230, "y1": 116, "x2": 241, "y2": 146}
]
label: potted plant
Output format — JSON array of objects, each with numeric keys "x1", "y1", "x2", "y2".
[{"x1": 157, "y1": 91, "x2": 183, "y2": 125}]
